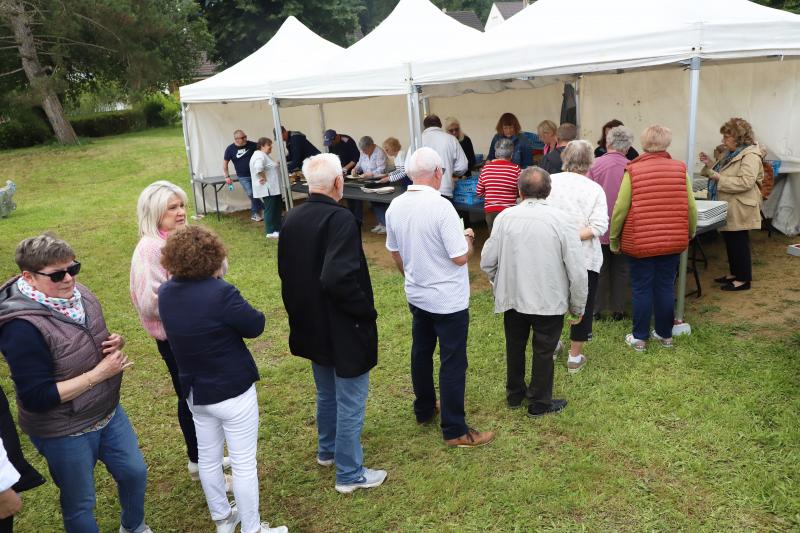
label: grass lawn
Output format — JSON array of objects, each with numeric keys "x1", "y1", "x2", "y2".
[{"x1": 0, "y1": 127, "x2": 798, "y2": 532}]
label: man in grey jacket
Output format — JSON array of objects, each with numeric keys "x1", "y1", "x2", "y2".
[{"x1": 480, "y1": 166, "x2": 588, "y2": 418}]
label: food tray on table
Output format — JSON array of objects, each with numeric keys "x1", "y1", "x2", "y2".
[{"x1": 360, "y1": 186, "x2": 395, "y2": 195}]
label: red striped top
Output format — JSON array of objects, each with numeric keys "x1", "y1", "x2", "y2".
[{"x1": 476, "y1": 160, "x2": 521, "y2": 213}]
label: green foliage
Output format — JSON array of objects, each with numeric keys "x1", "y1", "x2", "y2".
[
  {"x1": 138, "y1": 93, "x2": 181, "y2": 128},
  {"x1": 65, "y1": 81, "x2": 128, "y2": 116},
  {"x1": 0, "y1": 108, "x2": 52, "y2": 149},
  {"x1": 359, "y1": 0, "x2": 493, "y2": 33},
  {"x1": 70, "y1": 109, "x2": 145, "y2": 137},
  {"x1": 753, "y1": 0, "x2": 800, "y2": 13}
]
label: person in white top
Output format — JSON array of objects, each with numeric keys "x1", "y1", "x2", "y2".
[
  {"x1": 420, "y1": 115, "x2": 468, "y2": 198},
  {"x1": 547, "y1": 140, "x2": 609, "y2": 373},
  {"x1": 249, "y1": 137, "x2": 283, "y2": 239},
  {"x1": 0, "y1": 436, "x2": 21, "y2": 529},
  {"x1": 353, "y1": 136, "x2": 389, "y2": 235},
  {"x1": 385, "y1": 147, "x2": 494, "y2": 449}
]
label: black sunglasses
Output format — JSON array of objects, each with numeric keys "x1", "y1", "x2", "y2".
[{"x1": 34, "y1": 261, "x2": 81, "y2": 282}]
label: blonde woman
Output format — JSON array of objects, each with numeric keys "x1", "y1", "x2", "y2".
[
  {"x1": 537, "y1": 119, "x2": 558, "y2": 155},
  {"x1": 444, "y1": 116, "x2": 476, "y2": 173}
]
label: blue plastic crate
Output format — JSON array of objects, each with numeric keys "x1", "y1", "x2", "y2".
[
  {"x1": 453, "y1": 192, "x2": 484, "y2": 206},
  {"x1": 767, "y1": 159, "x2": 781, "y2": 176},
  {"x1": 454, "y1": 177, "x2": 479, "y2": 195}
]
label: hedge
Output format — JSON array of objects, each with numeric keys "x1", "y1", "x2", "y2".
[
  {"x1": 0, "y1": 109, "x2": 53, "y2": 149},
  {"x1": 70, "y1": 109, "x2": 146, "y2": 137}
]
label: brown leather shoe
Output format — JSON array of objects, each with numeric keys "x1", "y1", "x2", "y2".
[{"x1": 445, "y1": 428, "x2": 495, "y2": 448}]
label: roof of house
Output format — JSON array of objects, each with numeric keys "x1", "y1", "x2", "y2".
[
  {"x1": 194, "y1": 52, "x2": 221, "y2": 79},
  {"x1": 446, "y1": 10, "x2": 483, "y2": 31},
  {"x1": 495, "y1": 1, "x2": 527, "y2": 20}
]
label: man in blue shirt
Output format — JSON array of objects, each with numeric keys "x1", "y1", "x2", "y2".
[
  {"x1": 223, "y1": 129, "x2": 263, "y2": 222},
  {"x1": 324, "y1": 129, "x2": 363, "y2": 224}
]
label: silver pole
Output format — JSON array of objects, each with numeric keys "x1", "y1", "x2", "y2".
[
  {"x1": 180, "y1": 102, "x2": 200, "y2": 217},
  {"x1": 318, "y1": 104, "x2": 326, "y2": 142},
  {"x1": 674, "y1": 56, "x2": 701, "y2": 335},
  {"x1": 411, "y1": 85, "x2": 423, "y2": 149},
  {"x1": 270, "y1": 98, "x2": 294, "y2": 209}
]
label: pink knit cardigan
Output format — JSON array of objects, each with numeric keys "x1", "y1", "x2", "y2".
[{"x1": 130, "y1": 236, "x2": 168, "y2": 340}]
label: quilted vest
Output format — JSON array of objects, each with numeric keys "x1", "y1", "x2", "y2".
[
  {"x1": 621, "y1": 152, "x2": 689, "y2": 258},
  {"x1": 12, "y1": 283, "x2": 121, "y2": 438}
]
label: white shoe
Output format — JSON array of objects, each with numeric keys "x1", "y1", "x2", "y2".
[
  {"x1": 316, "y1": 456, "x2": 335, "y2": 467},
  {"x1": 266, "y1": 231, "x2": 280, "y2": 239},
  {"x1": 188, "y1": 457, "x2": 232, "y2": 481},
  {"x1": 334, "y1": 467, "x2": 387, "y2": 494},
  {"x1": 370, "y1": 224, "x2": 382, "y2": 233},
  {"x1": 259, "y1": 522, "x2": 289, "y2": 533},
  {"x1": 251, "y1": 214, "x2": 263, "y2": 222},
  {"x1": 375, "y1": 224, "x2": 386, "y2": 235},
  {"x1": 214, "y1": 505, "x2": 240, "y2": 533},
  {"x1": 553, "y1": 340, "x2": 563, "y2": 361},
  {"x1": 120, "y1": 526, "x2": 153, "y2": 533},
  {"x1": 651, "y1": 330, "x2": 674, "y2": 348}
]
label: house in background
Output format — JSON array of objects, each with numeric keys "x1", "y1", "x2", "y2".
[
  {"x1": 444, "y1": 9, "x2": 483, "y2": 31},
  {"x1": 485, "y1": 1, "x2": 530, "y2": 31}
]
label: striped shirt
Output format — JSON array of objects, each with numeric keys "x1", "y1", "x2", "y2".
[{"x1": 476, "y1": 159, "x2": 521, "y2": 213}]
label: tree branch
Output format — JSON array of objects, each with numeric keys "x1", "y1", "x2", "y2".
[{"x1": 0, "y1": 67, "x2": 23, "y2": 77}]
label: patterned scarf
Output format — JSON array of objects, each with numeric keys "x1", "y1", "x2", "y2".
[
  {"x1": 17, "y1": 277, "x2": 85, "y2": 325},
  {"x1": 709, "y1": 146, "x2": 745, "y2": 201}
]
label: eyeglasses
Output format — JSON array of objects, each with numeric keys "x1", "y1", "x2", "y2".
[
  {"x1": 33, "y1": 261, "x2": 81, "y2": 282},
  {"x1": 234, "y1": 135, "x2": 247, "y2": 140},
  {"x1": 447, "y1": 128, "x2": 459, "y2": 133}
]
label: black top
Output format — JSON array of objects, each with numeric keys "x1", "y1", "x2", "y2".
[
  {"x1": 0, "y1": 320, "x2": 60, "y2": 412},
  {"x1": 287, "y1": 131, "x2": 321, "y2": 172},
  {"x1": 328, "y1": 134, "x2": 360, "y2": 169},
  {"x1": 278, "y1": 194, "x2": 378, "y2": 378},
  {"x1": 158, "y1": 277, "x2": 263, "y2": 405},
  {"x1": 224, "y1": 141, "x2": 258, "y2": 177},
  {"x1": 459, "y1": 136, "x2": 476, "y2": 174},
  {"x1": 540, "y1": 145, "x2": 566, "y2": 175},
  {"x1": 594, "y1": 146, "x2": 639, "y2": 161}
]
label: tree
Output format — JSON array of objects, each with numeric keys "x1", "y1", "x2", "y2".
[
  {"x1": 359, "y1": 0, "x2": 494, "y2": 34},
  {"x1": 198, "y1": 0, "x2": 363, "y2": 67},
  {"x1": 0, "y1": 0, "x2": 213, "y2": 144},
  {"x1": 753, "y1": 0, "x2": 800, "y2": 13}
]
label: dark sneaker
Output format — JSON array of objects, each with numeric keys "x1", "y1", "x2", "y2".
[
  {"x1": 445, "y1": 428, "x2": 495, "y2": 448},
  {"x1": 507, "y1": 398, "x2": 523, "y2": 409},
  {"x1": 527, "y1": 399, "x2": 568, "y2": 418}
]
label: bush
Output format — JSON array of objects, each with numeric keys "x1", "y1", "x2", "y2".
[
  {"x1": 139, "y1": 93, "x2": 180, "y2": 128},
  {"x1": 70, "y1": 109, "x2": 145, "y2": 137},
  {"x1": 0, "y1": 109, "x2": 53, "y2": 149}
]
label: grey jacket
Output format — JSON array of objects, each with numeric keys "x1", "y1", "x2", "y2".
[
  {"x1": 0, "y1": 276, "x2": 120, "y2": 438},
  {"x1": 480, "y1": 199, "x2": 588, "y2": 317}
]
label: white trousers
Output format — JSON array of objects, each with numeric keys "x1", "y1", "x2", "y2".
[{"x1": 188, "y1": 384, "x2": 261, "y2": 533}]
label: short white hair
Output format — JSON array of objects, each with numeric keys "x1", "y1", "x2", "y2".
[
  {"x1": 406, "y1": 147, "x2": 443, "y2": 181},
  {"x1": 561, "y1": 140, "x2": 595, "y2": 174},
  {"x1": 302, "y1": 153, "x2": 342, "y2": 189},
  {"x1": 137, "y1": 181, "x2": 188, "y2": 238},
  {"x1": 607, "y1": 126, "x2": 634, "y2": 153}
]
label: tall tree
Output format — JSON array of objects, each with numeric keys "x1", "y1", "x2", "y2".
[
  {"x1": 0, "y1": 0, "x2": 213, "y2": 144},
  {"x1": 359, "y1": 0, "x2": 494, "y2": 34},
  {"x1": 753, "y1": 0, "x2": 800, "y2": 13},
  {"x1": 199, "y1": 0, "x2": 363, "y2": 67}
]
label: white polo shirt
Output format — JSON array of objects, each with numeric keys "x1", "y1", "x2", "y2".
[
  {"x1": 421, "y1": 127, "x2": 468, "y2": 198},
  {"x1": 385, "y1": 185, "x2": 470, "y2": 314}
]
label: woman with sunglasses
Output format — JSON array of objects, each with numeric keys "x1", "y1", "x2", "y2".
[
  {"x1": 130, "y1": 181, "x2": 231, "y2": 486},
  {"x1": 0, "y1": 233, "x2": 150, "y2": 533},
  {"x1": 444, "y1": 117, "x2": 476, "y2": 175}
]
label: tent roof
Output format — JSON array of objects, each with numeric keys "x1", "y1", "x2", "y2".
[
  {"x1": 179, "y1": 16, "x2": 344, "y2": 103},
  {"x1": 269, "y1": 0, "x2": 483, "y2": 101},
  {"x1": 413, "y1": 0, "x2": 800, "y2": 86}
]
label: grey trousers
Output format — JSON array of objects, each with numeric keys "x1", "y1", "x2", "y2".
[{"x1": 597, "y1": 244, "x2": 630, "y2": 315}]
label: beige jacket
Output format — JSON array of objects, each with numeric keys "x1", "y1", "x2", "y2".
[{"x1": 702, "y1": 144, "x2": 763, "y2": 231}]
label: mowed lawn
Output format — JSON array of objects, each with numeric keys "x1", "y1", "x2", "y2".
[{"x1": 0, "y1": 127, "x2": 798, "y2": 532}]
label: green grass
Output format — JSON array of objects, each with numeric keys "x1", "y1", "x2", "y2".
[{"x1": 1, "y1": 127, "x2": 798, "y2": 532}]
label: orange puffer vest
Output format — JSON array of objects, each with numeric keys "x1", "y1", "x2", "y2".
[{"x1": 621, "y1": 152, "x2": 689, "y2": 258}]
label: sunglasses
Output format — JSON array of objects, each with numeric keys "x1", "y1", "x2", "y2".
[
  {"x1": 235, "y1": 136, "x2": 247, "y2": 140},
  {"x1": 33, "y1": 261, "x2": 81, "y2": 282},
  {"x1": 447, "y1": 128, "x2": 460, "y2": 133}
]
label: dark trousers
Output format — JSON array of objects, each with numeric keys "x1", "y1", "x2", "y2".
[
  {"x1": 347, "y1": 199, "x2": 363, "y2": 225},
  {"x1": 628, "y1": 254, "x2": 680, "y2": 341},
  {"x1": 0, "y1": 517, "x2": 11, "y2": 533},
  {"x1": 155, "y1": 339, "x2": 198, "y2": 463},
  {"x1": 503, "y1": 310, "x2": 563, "y2": 409},
  {"x1": 261, "y1": 194, "x2": 283, "y2": 234},
  {"x1": 722, "y1": 230, "x2": 752, "y2": 282},
  {"x1": 570, "y1": 270, "x2": 598, "y2": 342},
  {"x1": 0, "y1": 386, "x2": 40, "y2": 491},
  {"x1": 409, "y1": 304, "x2": 469, "y2": 440},
  {"x1": 598, "y1": 244, "x2": 630, "y2": 314}
]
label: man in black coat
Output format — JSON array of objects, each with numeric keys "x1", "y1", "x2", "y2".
[
  {"x1": 539, "y1": 122, "x2": 577, "y2": 176},
  {"x1": 277, "y1": 153, "x2": 387, "y2": 495},
  {"x1": 280, "y1": 126, "x2": 321, "y2": 172}
]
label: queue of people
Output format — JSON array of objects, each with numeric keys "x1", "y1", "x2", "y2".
[{"x1": 0, "y1": 114, "x2": 764, "y2": 532}]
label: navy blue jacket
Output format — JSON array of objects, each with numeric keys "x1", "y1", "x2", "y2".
[
  {"x1": 158, "y1": 277, "x2": 263, "y2": 405},
  {"x1": 286, "y1": 131, "x2": 321, "y2": 172},
  {"x1": 487, "y1": 133, "x2": 534, "y2": 169}
]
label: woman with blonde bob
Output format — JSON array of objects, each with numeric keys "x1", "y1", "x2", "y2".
[
  {"x1": 444, "y1": 116, "x2": 476, "y2": 173},
  {"x1": 609, "y1": 125, "x2": 697, "y2": 352},
  {"x1": 130, "y1": 181, "x2": 230, "y2": 484},
  {"x1": 537, "y1": 119, "x2": 558, "y2": 155}
]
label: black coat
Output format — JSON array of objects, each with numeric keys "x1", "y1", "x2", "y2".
[
  {"x1": 278, "y1": 194, "x2": 377, "y2": 377},
  {"x1": 540, "y1": 145, "x2": 566, "y2": 175}
]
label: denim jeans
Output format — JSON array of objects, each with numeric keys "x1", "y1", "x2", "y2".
[
  {"x1": 156, "y1": 339, "x2": 198, "y2": 463},
  {"x1": 29, "y1": 404, "x2": 148, "y2": 533},
  {"x1": 262, "y1": 194, "x2": 282, "y2": 234},
  {"x1": 311, "y1": 364, "x2": 369, "y2": 484},
  {"x1": 371, "y1": 203, "x2": 387, "y2": 226},
  {"x1": 627, "y1": 253, "x2": 680, "y2": 340},
  {"x1": 409, "y1": 304, "x2": 469, "y2": 440},
  {"x1": 237, "y1": 176, "x2": 264, "y2": 216}
]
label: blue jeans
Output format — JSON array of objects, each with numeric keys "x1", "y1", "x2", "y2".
[
  {"x1": 311, "y1": 363, "x2": 369, "y2": 484},
  {"x1": 627, "y1": 254, "x2": 680, "y2": 341},
  {"x1": 409, "y1": 304, "x2": 469, "y2": 440},
  {"x1": 236, "y1": 176, "x2": 264, "y2": 216},
  {"x1": 372, "y1": 203, "x2": 387, "y2": 226},
  {"x1": 29, "y1": 404, "x2": 148, "y2": 533}
]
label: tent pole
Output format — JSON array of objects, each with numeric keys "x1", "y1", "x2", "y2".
[
  {"x1": 270, "y1": 98, "x2": 294, "y2": 209},
  {"x1": 318, "y1": 104, "x2": 326, "y2": 140},
  {"x1": 180, "y1": 102, "x2": 200, "y2": 218},
  {"x1": 411, "y1": 85, "x2": 423, "y2": 149},
  {"x1": 674, "y1": 56, "x2": 701, "y2": 337},
  {"x1": 406, "y1": 90, "x2": 417, "y2": 154}
]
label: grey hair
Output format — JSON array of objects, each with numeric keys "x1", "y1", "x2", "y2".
[
  {"x1": 406, "y1": 147, "x2": 443, "y2": 181},
  {"x1": 518, "y1": 167, "x2": 551, "y2": 199},
  {"x1": 494, "y1": 138, "x2": 514, "y2": 160},
  {"x1": 15, "y1": 233, "x2": 75, "y2": 273},
  {"x1": 303, "y1": 153, "x2": 342, "y2": 189},
  {"x1": 561, "y1": 140, "x2": 595, "y2": 174},
  {"x1": 358, "y1": 136, "x2": 374, "y2": 150},
  {"x1": 606, "y1": 126, "x2": 634, "y2": 153},
  {"x1": 137, "y1": 181, "x2": 189, "y2": 238}
]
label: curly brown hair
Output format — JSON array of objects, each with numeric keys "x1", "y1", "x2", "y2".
[
  {"x1": 720, "y1": 117, "x2": 755, "y2": 146},
  {"x1": 160, "y1": 226, "x2": 226, "y2": 280}
]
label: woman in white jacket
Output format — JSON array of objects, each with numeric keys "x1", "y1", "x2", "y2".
[{"x1": 249, "y1": 138, "x2": 283, "y2": 239}]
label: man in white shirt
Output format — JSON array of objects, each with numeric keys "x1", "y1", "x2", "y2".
[
  {"x1": 481, "y1": 166, "x2": 588, "y2": 418},
  {"x1": 385, "y1": 147, "x2": 494, "y2": 448},
  {"x1": 420, "y1": 115, "x2": 468, "y2": 198}
]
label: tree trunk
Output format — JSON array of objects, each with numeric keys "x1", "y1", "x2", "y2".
[{"x1": 1, "y1": 0, "x2": 78, "y2": 144}]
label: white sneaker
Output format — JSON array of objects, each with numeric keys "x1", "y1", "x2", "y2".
[
  {"x1": 266, "y1": 231, "x2": 280, "y2": 239},
  {"x1": 214, "y1": 505, "x2": 240, "y2": 533},
  {"x1": 370, "y1": 224, "x2": 382, "y2": 233},
  {"x1": 189, "y1": 457, "x2": 231, "y2": 480},
  {"x1": 259, "y1": 522, "x2": 289, "y2": 533},
  {"x1": 251, "y1": 214, "x2": 264, "y2": 222},
  {"x1": 317, "y1": 456, "x2": 335, "y2": 467},
  {"x1": 553, "y1": 340, "x2": 563, "y2": 361},
  {"x1": 334, "y1": 467, "x2": 388, "y2": 494},
  {"x1": 119, "y1": 526, "x2": 153, "y2": 533},
  {"x1": 651, "y1": 330, "x2": 674, "y2": 348},
  {"x1": 375, "y1": 224, "x2": 387, "y2": 235}
]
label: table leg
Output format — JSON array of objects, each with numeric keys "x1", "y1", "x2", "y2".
[
  {"x1": 214, "y1": 185, "x2": 221, "y2": 221},
  {"x1": 201, "y1": 184, "x2": 208, "y2": 216}
]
